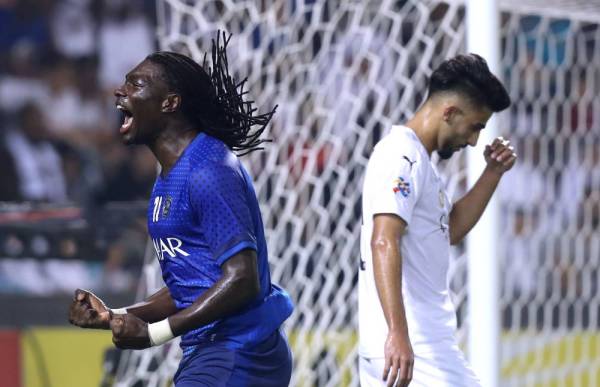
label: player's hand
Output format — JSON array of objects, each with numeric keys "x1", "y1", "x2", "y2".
[
  {"x1": 484, "y1": 137, "x2": 517, "y2": 176},
  {"x1": 383, "y1": 330, "x2": 414, "y2": 387},
  {"x1": 110, "y1": 314, "x2": 151, "y2": 350},
  {"x1": 68, "y1": 289, "x2": 111, "y2": 329}
]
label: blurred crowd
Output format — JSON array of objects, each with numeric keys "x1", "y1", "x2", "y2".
[
  {"x1": 0, "y1": 0, "x2": 157, "y2": 203},
  {"x1": 0, "y1": 0, "x2": 158, "y2": 294}
]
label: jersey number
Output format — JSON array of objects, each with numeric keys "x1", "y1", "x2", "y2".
[{"x1": 153, "y1": 196, "x2": 163, "y2": 223}]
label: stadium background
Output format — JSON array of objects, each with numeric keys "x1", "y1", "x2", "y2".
[{"x1": 0, "y1": 0, "x2": 599, "y2": 386}]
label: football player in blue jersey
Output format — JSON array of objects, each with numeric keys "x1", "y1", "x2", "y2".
[{"x1": 68, "y1": 32, "x2": 294, "y2": 386}]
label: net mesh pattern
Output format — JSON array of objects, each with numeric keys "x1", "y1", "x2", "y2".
[{"x1": 110, "y1": 1, "x2": 600, "y2": 386}]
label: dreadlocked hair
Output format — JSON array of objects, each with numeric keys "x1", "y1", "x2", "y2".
[{"x1": 147, "y1": 31, "x2": 276, "y2": 155}]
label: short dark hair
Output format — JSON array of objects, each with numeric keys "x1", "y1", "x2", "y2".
[
  {"x1": 147, "y1": 32, "x2": 275, "y2": 155},
  {"x1": 428, "y1": 53, "x2": 510, "y2": 112}
]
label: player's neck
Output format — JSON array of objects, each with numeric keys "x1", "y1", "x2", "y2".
[
  {"x1": 405, "y1": 103, "x2": 439, "y2": 156},
  {"x1": 148, "y1": 125, "x2": 199, "y2": 178}
]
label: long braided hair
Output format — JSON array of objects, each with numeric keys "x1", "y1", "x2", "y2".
[{"x1": 147, "y1": 31, "x2": 276, "y2": 155}]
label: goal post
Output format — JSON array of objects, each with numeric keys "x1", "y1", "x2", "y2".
[
  {"x1": 109, "y1": 1, "x2": 600, "y2": 386},
  {"x1": 466, "y1": 1, "x2": 501, "y2": 386}
]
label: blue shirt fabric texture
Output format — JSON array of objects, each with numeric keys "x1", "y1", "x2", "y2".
[{"x1": 147, "y1": 132, "x2": 293, "y2": 354}]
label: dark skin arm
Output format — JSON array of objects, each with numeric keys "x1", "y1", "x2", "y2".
[
  {"x1": 168, "y1": 249, "x2": 260, "y2": 335},
  {"x1": 111, "y1": 249, "x2": 261, "y2": 349},
  {"x1": 372, "y1": 214, "x2": 414, "y2": 387},
  {"x1": 123, "y1": 286, "x2": 179, "y2": 323},
  {"x1": 449, "y1": 137, "x2": 517, "y2": 245}
]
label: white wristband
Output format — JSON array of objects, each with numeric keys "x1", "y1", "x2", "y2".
[
  {"x1": 111, "y1": 308, "x2": 128, "y2": 315},
  {"x1": 148, "y1": 318, "x2": 175, "y2": 346}
]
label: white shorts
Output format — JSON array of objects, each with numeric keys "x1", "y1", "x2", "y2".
[{"x1": 359, "y1": 346, "x2": 481, "y2": 387}]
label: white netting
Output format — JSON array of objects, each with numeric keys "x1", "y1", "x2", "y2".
[
  {"x1": 498, "y1": 6, "x2": 600, "y2": 387},
  {"x1": 110, "y1": 1, "x2": 600, "y2": 386}
]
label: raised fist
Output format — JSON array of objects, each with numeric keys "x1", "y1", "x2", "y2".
[
  {"x1": 68, "y1": 289, "x2": 111, "y2": 329},
  {"x1": 484, "y1": 136, "x2": 517, "y2": 175}
]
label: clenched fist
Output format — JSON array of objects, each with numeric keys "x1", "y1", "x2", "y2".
[
  {"x1": 484, "y1": 136, "x2": 517, "y2": 175},
  {"x1": 68, "y1": 289, "x2": 111, "y2": 329},
  {"x1": 110, "y1": 314, "x2": 151, "y2": 350}
]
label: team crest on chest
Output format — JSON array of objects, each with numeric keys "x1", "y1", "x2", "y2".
[
  {"x1": 162, "y1": 195, "x2": 173, "y2": 218},
  {"x1": 393, "y1": 177, "x2": 411, "y2": 197}
]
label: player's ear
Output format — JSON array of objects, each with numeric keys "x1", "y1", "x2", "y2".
[
  {"x1": 442, "y1": 105, "x2": 461, "y2": 123},
  {"x1": 161, "y1": 93, "x2": 181, "y2": 113}
]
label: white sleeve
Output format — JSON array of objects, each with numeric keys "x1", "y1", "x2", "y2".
[{"x1": 368, "y1": 145, "x2": 424, "y2": 225}]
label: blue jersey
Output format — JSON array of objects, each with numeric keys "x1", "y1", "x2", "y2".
[{"x1": 147, "y1": 133, "x2": 293, "y2": 353}]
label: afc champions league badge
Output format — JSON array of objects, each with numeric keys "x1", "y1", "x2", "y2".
[{"x1": 393, "y1": 176, "x2": 411, "y2": 197}]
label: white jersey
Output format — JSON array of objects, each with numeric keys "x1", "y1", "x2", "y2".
[
  {"x1": 358, "y1": 125, "x2": 457, "y2": 357},
  {"x1": 358, "y1": 125, "x2": 481, "y2": 386}
]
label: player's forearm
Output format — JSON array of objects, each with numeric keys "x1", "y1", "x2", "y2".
[
  {"x1": 167, "y1": 251, "x2": 260, "y2": 337},
  {"x1": 371, "y1": 238, "x2": 410, "y2": 335},
  {"x1": 449, "y1": 166, "x2": 502, "y2": 245},
  {"x1": 119, "y1": 287, "x2": 179, "y2": 323}
]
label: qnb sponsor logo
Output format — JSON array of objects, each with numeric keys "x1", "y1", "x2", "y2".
[{"x1": 152, "y1": 237, "x2": 190, "y2": 261}]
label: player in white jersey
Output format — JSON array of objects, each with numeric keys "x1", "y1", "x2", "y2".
[{"x1": 358, "y1": 54, "x2": 516, "y2": 387}]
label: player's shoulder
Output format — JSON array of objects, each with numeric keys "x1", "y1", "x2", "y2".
[
  {"x1": 372, "y1": 125, "x2": 425, "y2": 165},
  {"x1": 187, "y1": 133, "x2": 234, "y2": 163},
  {"x1": 186, "y1": 134, "x2": 242, "y2": 184}
]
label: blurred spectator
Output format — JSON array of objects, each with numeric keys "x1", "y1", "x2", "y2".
[
  {"x1": 0, "y1": 43, "x2": 49, "y2": 113},
  {"x1": 568, "y1": 72, "x2": 594, "y2": 133},
  {"x1": 2, "y1": 102, "x2": 67, "y2": 202},
  {"x1": 98, "y1": 1, "x2": 154, "y2": 91},
  {"x1": 74, "y1": 58, "x2": 111, "y2": 135},
  {"x1": 0, "y1": 119, "x2": 21, "y2": 201},
  {"x1": 499, "y1": 137, "x2": 548, "y2": 210},
  {"x1": 50, "y1": 0, "x2": 96, "y2": 60},
  {"x1": 40, "y1": 58, "x2": 81, "y2": 134},
  {"x1": 39, "y1": 57, "x2": 110, "y2": 142},
  {"x1": 0, "y1": 0, "x2": 53, "y2": 71},
  {"x1": 503, "y1": 208, "x2": 540, "y2": 301},
  {"x1": 559, "y1": 137, "x2": 600, "y2": 229}
]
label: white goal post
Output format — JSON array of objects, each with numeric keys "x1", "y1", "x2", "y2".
[{"x1": 466, "y1": 1, "x2": 501, "y2": 386}]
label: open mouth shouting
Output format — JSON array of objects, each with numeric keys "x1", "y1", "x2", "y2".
[{"x1": 116, "y1": 102, "x2": 134, "y2": 135}]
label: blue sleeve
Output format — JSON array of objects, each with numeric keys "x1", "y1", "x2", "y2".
[{"x1": 188, "y1": 163, "x2": 257, "y2": 265}]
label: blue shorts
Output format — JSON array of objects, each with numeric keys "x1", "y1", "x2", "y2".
[{"x1": 173, "y1": 330, "x2": 292, "y2": 386}]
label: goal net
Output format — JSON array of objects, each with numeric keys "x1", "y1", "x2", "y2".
[
  {"x1": 109, "y1": 1, "x2": 600, "y2": 386},
  {"x1": 497, "y1": 1, "x2": 600, "y2": 386}
]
